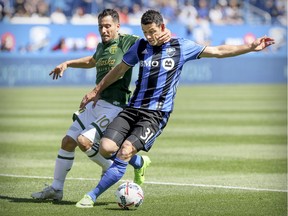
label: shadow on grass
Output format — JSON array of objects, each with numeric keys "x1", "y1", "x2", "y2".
[
  {"x1": 105, "y1": 207, "x2": 137, "y2": 211},
  {"x1": 0, "y1": 195, "x2": 75, "y2": 205},
  {"x1": 0, "y1": 195, "x2": 118, "y2": 208}
]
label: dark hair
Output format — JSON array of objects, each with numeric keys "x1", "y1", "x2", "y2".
[
  {"x1": 98, "y1": 9, "x2": 119, "y2": 23},
  {"x1": 141, "y1": 10, "x2": 163, "y2": 26}
]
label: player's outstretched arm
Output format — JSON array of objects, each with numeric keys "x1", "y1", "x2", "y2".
[
  {"x1": 49, "y1": 56, "x2": 95, "y2": 80},
  {"x1": 200, "y1": 36, "x2": 275, "y2": 58},
  {"x1": 79, "y1": 61, "x2": 131, "y2": 109}
]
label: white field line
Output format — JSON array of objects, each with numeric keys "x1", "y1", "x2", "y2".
[{"x1": 0, "y1": 173, "x2": 287, "y2": 193}]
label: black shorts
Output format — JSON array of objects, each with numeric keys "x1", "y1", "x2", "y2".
[{"x1": 103, "y1": 107, "x2": 170, "y2": 152}]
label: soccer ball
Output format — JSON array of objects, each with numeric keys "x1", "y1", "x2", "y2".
[{"x1": 115, "y1": 182, "x2": 144, "y2": 210}]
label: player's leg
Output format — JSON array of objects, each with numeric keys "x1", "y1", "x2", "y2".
[
  {"x1": 77, "y1": 103, "x2": 153, "y2": 183},
  {"x1": 76, "y1": 138, "x2": 136, "y2": 208},
  {"x1": 77, "y1": 135, "x2": 113, "y2": 175},
  {"x1": 31, "y1": 107, "x2": 90, "y2": 201},
  {"x1": 77, "y1": 100, "x2": 123, "y2": 173},
  {"x1": 31, "y1": 135, "x2": 78, "y2": 201},
  {"x1": 76, "y1": 111, "x2": 132, "y2": 208},
  {"x1": 52, "y1": 136, "x2": 77, "y2": 191},
  {"x1": 130, "y1": 110, "x2": 170, "y2": 185},
  {"x1": 76, "y1": 109, "x2": 167, "y2": 208}
]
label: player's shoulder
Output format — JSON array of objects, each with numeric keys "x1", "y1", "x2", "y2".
[
  {"x1": 96, "y1": 41, "x2": 104, "y2": 49},
  {"x1": 171, "y1": 37, "x2": 195, "y2": 44},
  {"x1": 119, "y1": 33, "x2": 140, "y2": 42},
  {"x1": 172, "y1": 37, "x2": 203, "y2": 49},
  {"x1": 118, "y1": 34, "x2": 140, "y2": 50}
]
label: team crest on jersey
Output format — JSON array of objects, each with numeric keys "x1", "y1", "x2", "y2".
[
  {"x1": 109, "y1": 45, "x2": 117, "y2": 54},
  {"x1": 162, "y1": 58, "x2": 175, "y2": 71},
  {"x1": 166, "y1": 47, "x2": 176, "y2": 57}
]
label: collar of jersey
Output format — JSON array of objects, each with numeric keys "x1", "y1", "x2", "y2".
[{"x1": 103, "y1": 35, "x2": 120, "y2": 47}]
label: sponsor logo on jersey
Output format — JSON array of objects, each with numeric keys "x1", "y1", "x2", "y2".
[
  {"x1": 96, "y1": 57, "x2": 116, "y2": 67},
  {"x1": 162, "y1": 58, "x2": 175, "y2": 70},
  {"x1": 140, "y1": 60, "x2": 159, "y2": 67}
]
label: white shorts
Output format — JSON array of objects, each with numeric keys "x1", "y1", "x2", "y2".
[{"x1": 66, "y1": 99, "x2": 123, "y2": 143}]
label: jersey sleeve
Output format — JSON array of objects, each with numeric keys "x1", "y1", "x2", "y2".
[
  {"x1": 122, "y1": 39, "x2": 141, "y2": 67},
  {"x1": 182, "y1": 39, "x2": 206, "y2": 61}
]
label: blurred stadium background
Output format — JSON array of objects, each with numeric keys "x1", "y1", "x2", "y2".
[
  {"x1": 0, "y1": 2, "x2": 287, "y2": 215},
  {"x1": 0, "y1": 0, "x2": 287, "y2": 86}
]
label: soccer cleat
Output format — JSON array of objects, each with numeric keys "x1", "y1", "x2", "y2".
[
  {"x1": 75, "y1": 195, "x2": 94, "y2": 208},
  {"x1": 31, "y1": 185, "x2": 63, "y2": 201},
  {"x1": 134, "y1": 155, "x2": 151, "y2": 186}
]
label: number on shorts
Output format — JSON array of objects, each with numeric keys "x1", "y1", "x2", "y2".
[
  {"x1": 140, "y1": 128, "x2": 154, "y2": 143},
  {"x1": 96, "y1": 115, "x2": 110, "y2": 129}
]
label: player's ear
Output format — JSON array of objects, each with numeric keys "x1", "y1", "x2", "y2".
[
  {"x1": 116, "y1": 22, "x2": 120, "y2": 32},
  {"x1": 160, "y1": 23, "x2": 165, "y2": 32}
]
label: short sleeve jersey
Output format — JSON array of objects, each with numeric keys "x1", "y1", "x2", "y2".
[
  {"x1": 123, "y1": 38, "x2": 205, "y2": 113},
  {"x1": 93, "y1": 34, "x2": 139, "y2": 107}
]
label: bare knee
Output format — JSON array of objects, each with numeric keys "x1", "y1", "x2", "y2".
[
  {"x1": 77, "y1": 135, "x2": 93, "y2": 152},
  {"x1": 117, "y1": 141, "x2": 137, "y2": 162},
  {"x1": 99, "y1": 138, "x2": 119, "y2": 159},
  {"x1": 61, "y1": 135, "x2": 77, "y2": 152}
]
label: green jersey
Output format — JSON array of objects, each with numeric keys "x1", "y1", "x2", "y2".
[{"x1": 93, "y1": 34, "x2": 139, "y2": 107}]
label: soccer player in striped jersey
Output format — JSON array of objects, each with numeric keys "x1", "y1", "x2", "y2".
[
  {"x1": 31, "y1": 9, "x2": 171, "y2": 202},
  {"x1": 75, "y1": 10, "x2": 275, "y2": 208}
]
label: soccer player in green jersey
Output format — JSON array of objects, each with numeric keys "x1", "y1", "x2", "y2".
[{"x1": 31, "y1": 9, "x2": 171, "y2": 201}]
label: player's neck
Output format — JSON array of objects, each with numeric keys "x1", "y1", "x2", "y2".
[{"x1": 103, "y1": 34, "x2": 119, "y2": 45}]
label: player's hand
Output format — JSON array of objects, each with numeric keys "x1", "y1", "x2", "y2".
[
  {"x1": 79, "y1": 89, "x2": 100, "y2": 109},
  {"x1": 251, "y1": 36, "x2": 275, "y2": 51},
  {"x1": 157, "y1": 27, "x2": 171, "y2": 44},
  {"x1": 49, "y1": 62, "x2": 67, "y2": 80}
]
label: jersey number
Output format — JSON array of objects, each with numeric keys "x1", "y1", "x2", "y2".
[{"x1": 140, "y1": 128, "x2": 154, "y2": 143}]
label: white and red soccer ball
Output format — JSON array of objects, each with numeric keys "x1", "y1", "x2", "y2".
[{"x1": 115, "y1": 182, "x2": 144, "y2": 210}]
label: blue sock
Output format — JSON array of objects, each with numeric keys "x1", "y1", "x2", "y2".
[
  {"x1": 108, "y1": 152, "x2": 117, "y2": 161},
  {"x1": 129, "y1": 155, "x2": 143, "y2": 169},
  {"x1": 87, "y1": 157, "x2": 128, "y2": 202}
]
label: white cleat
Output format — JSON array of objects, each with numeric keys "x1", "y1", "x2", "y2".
[{"x1": 31, "y1": 185, "x2": 63, "y2": 201}]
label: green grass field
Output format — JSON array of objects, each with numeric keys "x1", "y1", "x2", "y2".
[{"x1": 0, "y1": 84, "x2": 287, "y2": 216}]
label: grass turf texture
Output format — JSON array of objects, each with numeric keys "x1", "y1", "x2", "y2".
[{"x1": 0, "y1": 85, "x2": 287, "y2": 216}]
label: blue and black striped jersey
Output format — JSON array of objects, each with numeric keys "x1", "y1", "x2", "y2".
[{"x1": 123, "y1": 38, "x2": 205, "y2": 113}]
